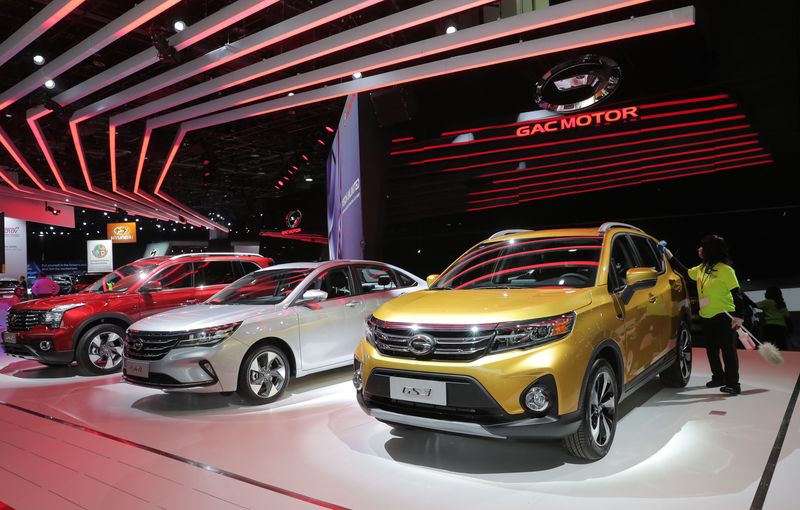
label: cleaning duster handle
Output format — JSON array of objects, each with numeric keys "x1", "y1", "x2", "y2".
[{"x1": 723, "y1": 311, "x2": 763, "y2": 346}]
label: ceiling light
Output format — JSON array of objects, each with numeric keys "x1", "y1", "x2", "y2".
[
  {"x1": 33, "y1": 55, "x2": 45, "y2": 65},
  {"x1": 324, "y1": 126, "x2": 335, "y2": 133},
  {"x1": 446, "y1": 25, "x2": 457, "y2": 34},
  {"x1": 287, "y1": 92, "x2": 295, "y2": 96},
  {"x1": 174, "y1": 20, "x2": 186, "y2": 32},
  {"x1": 305, "y1": 177, "x2": 313, "y2": 182},
  {"x1": 44, "y1": 79, "x2": 55, "y2": 89},
  {"x1": 352, "y1": 72, "x2": 362, "y2": 79}
]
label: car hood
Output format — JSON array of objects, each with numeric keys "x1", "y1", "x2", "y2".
[
  {"x1": 130, "y1": 303, "x2": 278, "y2": 332},
  {"x1": 373, "y1": 287, "x2": 593, "y2": 325}
]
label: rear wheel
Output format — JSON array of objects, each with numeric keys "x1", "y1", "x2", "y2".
[
  {"x1": 76, "y1": 324, "x2": 126, "y2": 375},
  {"x1": 660, "y1": 321, "x2": 692, "y2": 388},
  {"x1": 236, "y1": 345, "x2": 290, "y2": 405},
  {"x1": 563, "y1": 360, "x2": 618, "y2": 460}
]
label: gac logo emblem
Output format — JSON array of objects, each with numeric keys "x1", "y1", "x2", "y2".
[
  {"x1": 132, "y1": 339, "x2": 144, "y2": 351},
  {"x1": 408, "y1": 334, "x2": 436, "y2": 356},
  {"x1": 402, "y1": 387, "x2": 432, "y2": 397},
  {"x1": 114, "y1": 226, "x2": 130, "y2": 236}
]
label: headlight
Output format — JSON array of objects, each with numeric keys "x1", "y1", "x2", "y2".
[
  {"x1": 176, "y1": 322, "x2": 242, "y2": 347},
  {"x1": 491, "y1": 313, "x2": 575, "y2": 353},
  {"x1": 364, "y1": 315, "x2": 377, "y2": 346},
  {"x1": 42, "y1": 303, "x2": 86, "y2": 328}
]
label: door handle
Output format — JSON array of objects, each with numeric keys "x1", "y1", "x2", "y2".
[
  {"x1": 345, "y1": 301, "x2": 362, "y2": 307},
  {"x1": 648, "y1": 295, "x2": 657, "y2": 303}
]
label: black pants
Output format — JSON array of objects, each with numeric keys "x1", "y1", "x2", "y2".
[
  {"x1": 701, "y1": 314, "x2": 739, "y2": 386},
  {"x1": 762, "y1": 324, "x2": 789, "y2": 351}
]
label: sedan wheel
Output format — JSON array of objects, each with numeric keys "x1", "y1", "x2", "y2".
[{"x1": 237, "y1": 345, "x2": 290, "y2": 405}]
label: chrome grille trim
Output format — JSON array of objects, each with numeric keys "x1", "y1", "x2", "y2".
[
  {"x1": 124, "y1": 330, "x2": 191, "y2": 360},
  {"x1": 373, "y1": 323, "x2": 497, "y2": 361},
  {"x1": 6, "y1": 310, "x2": 46, "y2": 331}
]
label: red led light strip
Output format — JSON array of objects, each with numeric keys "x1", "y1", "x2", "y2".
[
  {"x1": 469, "y1": 147, "x2": 765, "y2": 202},
  {"x1": 437, "y1": 94, "x2": 732, "y2": 138},
  {"x1": 479, "y1": 133, "x2": 758, "y2": 183},
  {"x1": 403, "y1": 115, "x2": 747, "y2": 167},
  {"x1": 454, "y1": 261, "x2": 599, "y2": 289},
  {"x1": 465, "y1": 157, "x2": 772, "y2": 212}
]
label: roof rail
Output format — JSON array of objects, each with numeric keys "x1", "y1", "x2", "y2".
[
  {"x1": 489, "y1": 229, "x2": 533, "y2": 240},
  {"x1": 598, "y1": 222, "x2": 643, "y2": 233},
  {"x1": 169, "y1": 252, "x2": 263, "y2": 260}
]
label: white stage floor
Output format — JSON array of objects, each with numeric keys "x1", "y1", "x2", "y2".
[{"x1": 0, "y1": 348, "x2": 797, "y2": 510}]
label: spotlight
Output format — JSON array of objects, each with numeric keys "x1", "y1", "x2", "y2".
[
  {"x1": 324, "y1": 126, "x2": 335, "y2": 133},
  {"x1": 33, "y1": 54, "x2": 45, "y2": 65},
  {"x1": 45, "y1": 203, "x2": 61, "y2": 216},
  {"x1": 317, "y1": 139, "x2": 325, "y2": 146},
  {"x1": 352, "y1": 72, "x2": 362, "y2": 79},
  {"x1": 44, "y1": 79, "x2": 55, "y2": 89},
  {"x1": 305, "y1": 177, "x2": 313, "y2": 182},
  {"x1": 446, "y1": 25, "x2": 457, "y2": 34},
  {"x1": 173, "y1": 20, "x2": 186, "y2": 32},
  {"x1": 149, "y1": 25, "x2": 178, "y2": 64},
  {"x1": 287, "y1": 92, "x2": 295, "y2": 96}
]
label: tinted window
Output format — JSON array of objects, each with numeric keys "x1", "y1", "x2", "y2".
[
  {"x1": 239, "y1": 261, "x2": 262, "y2": 277},
  {"x1": 195, "y1": 260, "x2": 236, "y2": 286},
  {"x1": 87, "y1": 259, "x2": 161, "y2": 293},
  {"x1": 355, "y1": 265, "x2": 397, "y2": 293},
  {"x1": 433, "y1": 236, "x2": 603, "y2": 290},
  {"x1": 307, "y1": 267, "x2": 353, "y2": 299},
  {"x1": 647, "y1": 238, "x2": 666, "y2": 272},
  {"x1": 148, "y1": 263, "x2": 193, "y2": 290},
  {"x1": 629, "y1": 236, "x2": 661, "y2": 272},
  {"x1": 209, "y1": 268, "x2": 313, "y2": 305},
  {"x1": 395, "y1": 271, "x2": 418, "y2": 288},
  {"x1": 610, "y1": 236, "x2": 637, "y2": 289}
]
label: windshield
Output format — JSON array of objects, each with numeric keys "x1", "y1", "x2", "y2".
[
  {"x1": 208, "y1": 268, "x2": 313, "y2": 305},
  {"x1": 433, "y1": 236, "x2": 603, "y2": 290},
  {"x1": 85, "y1": 260, "x2": 162, "y2": 293}
]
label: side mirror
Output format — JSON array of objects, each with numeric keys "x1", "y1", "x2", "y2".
[
  {"x1": 140, "y1": 281, "x2": 163, "y2": 293},
  {"x1": 426, "y1": 274, "x2": 440, "y2": 287},
  {"x1": 296, "y1": 289, "x2": 327, "y2": 306},
  {"x1": 377, "y1": 275, "x2": 392, "y2": 286},
  {"x1": 620, "y1": 268, "x2": 658, "y2": 304}
]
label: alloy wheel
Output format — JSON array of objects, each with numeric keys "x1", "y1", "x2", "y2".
[
  {"x1": 589, "y1": 371, "x2": 616, "y2": 447},
  {"x1": 87, "y1": 332, "x2": 123, "y2": 370},
  {"x1": 679, "y1": 328, "x2": 692, "y2": 381},
  {"x1": 248, "y1": 351, "x2": 287, "y2": 399}
]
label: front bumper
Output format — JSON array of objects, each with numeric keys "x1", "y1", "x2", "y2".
[
  {"x1": 1, "y1": 331, "x2": 74, "y2": 364},
  {"x1": 122, "y1": 339, "x2": 246, "y2": 393}
]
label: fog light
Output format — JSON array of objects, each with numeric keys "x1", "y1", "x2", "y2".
[
  {"x1": 352, "y1": 362, "x2": 363, "y2": 391},
  {"x1": 199, "y1": 360, "x2": 217, "y2": 380},
  {"x1": 39, "y1": 341, "x2": 53, "y2": 351},
  {"x1": 524, "y1": 386, "x2": 550, "y2": 413}
]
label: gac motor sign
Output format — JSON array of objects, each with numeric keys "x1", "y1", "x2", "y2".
[
  {"x1": 107, "y1": 222, "x2": 137, "y2": 244},
  {"x1": 516, "y1": 107, "x2": 638, "y2": 137}
]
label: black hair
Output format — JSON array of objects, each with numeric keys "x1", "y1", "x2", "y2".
[
  {"x1": 699, "y1": 234, "x2": 732, "y2": 271},
  {"x1": 765, "y1": 287, "x2": 787, "y2": 310}
]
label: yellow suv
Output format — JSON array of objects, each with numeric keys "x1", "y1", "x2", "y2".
[{"x1": 354, "y1": 223, "x2": 691, "y2": 460}]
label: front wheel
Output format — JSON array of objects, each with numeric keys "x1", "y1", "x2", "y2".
[
  {"x1": 236, "y1": 345, "x2": 290, "y2": 405},
  {"x1": 659, "y1": 321, "x2": 692, "y2": 388},
  {"x1": 76, "y1": 324, "x2": 126, "y2": 375},
  {"x1": 563, "y1": 359, "x2": 618, "y2": 460}
]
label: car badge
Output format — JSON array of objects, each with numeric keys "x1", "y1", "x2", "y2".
[{"x1": 408, "y1": 334, "x2": 436, "y2": 356}]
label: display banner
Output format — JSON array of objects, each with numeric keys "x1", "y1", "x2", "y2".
[
  {"x1": 327, "y1": 94, "x2": 364, "y2": 260},
  {"x1": 107, "y1": 222, "x2": 137, "y2": 243},
  {"x1": 143, "y1": 242, "x2": 170, "y2": 257},
  {"x1": 1, "y1": 216, "x2": 27, "y2": 279},
  {"x1": 87, "y1": 240, "x2": 113, "y2": 273}
]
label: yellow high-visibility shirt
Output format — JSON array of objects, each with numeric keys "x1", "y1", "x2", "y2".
[{"x1": 687, "y1": 262, "x2": 739, "y2": 319}]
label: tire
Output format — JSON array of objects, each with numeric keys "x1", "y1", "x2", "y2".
[
  {"x1": 659, "y1": 321, "x2": 692, "y2": 388},
  {"x1": 563, "y1": 359, "x2": 618, "y2": 461},
  {"x1": 76, "y1": 324, "x2": 126, "y2": 375},
  {"x1": 236, "y1": 344, "x2": 290, "y2": 405}
]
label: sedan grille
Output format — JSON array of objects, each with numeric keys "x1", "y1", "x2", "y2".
[
  {"x1": 374, "y1": 322, "x2": 497, "y2": 361},
  {"x1": 125, "y1": 330, "x2": 190, "y2": 360},
  {"x1": 6, "y1": 310, "x2": 46, "y2": 331}
]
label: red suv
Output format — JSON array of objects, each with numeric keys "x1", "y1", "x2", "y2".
[{"x1": 1, "y1": 253, "x2": 273, "y2": 374}]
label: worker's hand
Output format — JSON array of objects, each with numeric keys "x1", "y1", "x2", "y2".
[{"x1": 730, "y1": 316, "x2": 744, "y2": 329}]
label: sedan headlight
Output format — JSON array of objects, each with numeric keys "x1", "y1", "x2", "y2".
[
  {"x1": 364, "y1": 315, "x2": 378, "y2": 346},
  {"x1": 491, "y1": 313, "x2": 575, "y2": 353},
  {"x1": 176, "y1": 322, "x2": 242, "y2": 347},
  {"x1": 42, "y1": 303, "x2": 86, "y2": 328}
]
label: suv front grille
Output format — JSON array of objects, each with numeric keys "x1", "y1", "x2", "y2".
[
  {"x1": 125, "y1": 330, "x2": 190, "y2": 360},
  {"x1": 374, "y1": 322, "x2": 497, "y2": 361},
  {"x1": 6, "y1": 310, "x2": 46, "y2": 331}
]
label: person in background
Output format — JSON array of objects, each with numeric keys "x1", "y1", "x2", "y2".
[
  {"x1": 14, "y1": 275, "x2": 28, "y2": 300},
  {"x1": 31, "y1": 272, "x2": 60, "y2": 298},
  {"x1": 756, "y1": 287, "x2": 791, "y2": 351},
  {"x1": 666, "y1": 235, "x2": 746, "y2": 396}
]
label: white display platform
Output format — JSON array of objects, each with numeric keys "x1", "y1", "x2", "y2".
[{"x1": 0, "y1": 349, "x2": 797, "y2": 510}]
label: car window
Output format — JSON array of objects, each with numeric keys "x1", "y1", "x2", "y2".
[
  {"x1": 238, "y1": 261, "x2": 262, "y2": 277},
  {"x1": 148, "y1": 263, "x2": 194, "y2": 290},
  {"x1": 209, "y1": 268, "x2": 313, "y2": 305},
  {"x1": 433, "y1": 236, "x2": 603, "y2": 290},
  {"x1": 307, "y1": 267, "x2": 353, "y2": 299},
  {"x1": 629, "y1": 236, "x2": 662, "y2": 272},
  {"x1": 354, "y1": 265, "x2": 397, "y2": 293},
  {"x1": 609, "y1": 236, "x2": 637, "y2": 289},
  {"x1": 394, "y1": 270, "x2": 418, "y2": 288},
  {"x1": 646, "y1": 238, "x2": 666, "y2": 272},
  {"x1": 195, "y1": 260, "x2": 236, "y2": 286},
  {"x1": 88, "y1": 259, "x2": 161, "y2": 293}
]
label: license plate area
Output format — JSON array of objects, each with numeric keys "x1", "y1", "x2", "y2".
[
  {"x1": 2, "y1": 331, "x2": 16, "y2": 344},
  {"x1": 389, "y1": 376, "x2": 447, "y2": 406},
  {"x1": 124, "y1": 359, "x2": 149, "y2": 378}
]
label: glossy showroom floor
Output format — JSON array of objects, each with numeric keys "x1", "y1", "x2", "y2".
[{"x1": 0, "y1": 350, "x2": 797, "y2": 510}]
